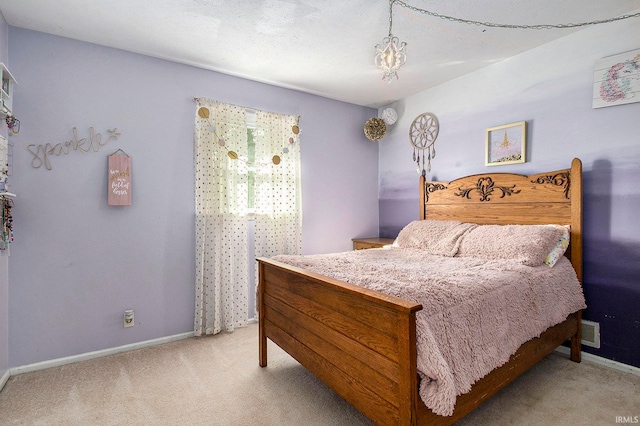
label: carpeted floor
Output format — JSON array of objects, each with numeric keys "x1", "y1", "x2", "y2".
[{"x1": 1, "y1": 323, "x2": 638, "y2": 425}]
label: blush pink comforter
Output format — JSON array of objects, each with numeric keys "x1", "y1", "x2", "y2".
[{"x1": 271, "y1": 247, "x2": 586, "y2": 416}]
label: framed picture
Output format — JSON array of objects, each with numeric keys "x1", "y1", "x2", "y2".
[
  {"x1": 485, "y1": 121, "x2": 526, "y2": 166},
  {"x1": 593, "y1": 49, "x2": 640, "y2": 108}
]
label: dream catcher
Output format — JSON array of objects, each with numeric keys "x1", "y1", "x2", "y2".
[{"x1": 409, "y1": 112, "x2": 439, "y2": 176}]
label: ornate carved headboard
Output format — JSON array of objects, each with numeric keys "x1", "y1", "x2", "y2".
[{"x1": 420, "y1": 158, "x2": 582, "y2": 280}]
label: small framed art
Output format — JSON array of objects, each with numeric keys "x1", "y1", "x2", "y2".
[{"x1": 485, "y1": 121, "x2": 526, "y2": 166}]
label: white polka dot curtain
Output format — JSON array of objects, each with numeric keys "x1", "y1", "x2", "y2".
[
  {"x1": 194, "y1": 98, "x2": 249, "y2": 336},
  {"x1": 253, "y1": 110, "x2": 303, "y2": 269}
]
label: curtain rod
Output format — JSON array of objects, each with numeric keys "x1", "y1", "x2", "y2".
[{"x1": 192, "y1": 97, "x2": 301, "y2": 120}]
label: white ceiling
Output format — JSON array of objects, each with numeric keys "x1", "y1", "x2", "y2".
[{"x1": 1, "y1": 0, "x2": 639, "y2": 108}]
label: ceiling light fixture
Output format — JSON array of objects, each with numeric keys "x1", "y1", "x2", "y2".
[{"x1": 374, "y1": 0, "x2": 407, "y2": 83}]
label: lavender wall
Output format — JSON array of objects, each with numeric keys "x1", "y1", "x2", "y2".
[
  {"x1": 0, "y1": 10, "x2": 9, "y2": 383},
  {"x1": 379, "y1": 16, "x2": 640, "y2": 367},
  {"x1": 7, "y1": 27, "x2": 378, "y2": 367}
]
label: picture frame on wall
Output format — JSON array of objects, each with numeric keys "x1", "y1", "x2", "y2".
[
  {"x1": 592, "y1": 49, "x2": 640, "y2": 109},
  {"x1": 485, "y1": 121, "x2": 526, "y2": 166}
]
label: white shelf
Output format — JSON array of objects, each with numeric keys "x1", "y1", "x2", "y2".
[
  {"x1": 0, "y1": 192, "x2": 16, "y2": 197},
  {"x1": 0, "y1": 63, "x2": 17, "y2": 115}
]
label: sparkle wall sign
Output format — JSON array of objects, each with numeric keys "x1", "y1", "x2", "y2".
[{"x1": 27, "y1": 127, "x2": 121, "y2": 170}]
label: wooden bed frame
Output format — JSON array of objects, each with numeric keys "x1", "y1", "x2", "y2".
[{"x1": 257, "y1": 158, "x2": 583, "y2": 425}]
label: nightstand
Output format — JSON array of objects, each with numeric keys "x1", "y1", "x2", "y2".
[{"x1": 352, "y1": 237, "x2": 395, "y2": 250}]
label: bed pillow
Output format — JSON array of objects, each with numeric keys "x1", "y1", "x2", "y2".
[
  {"x1": 457, "y1": 224, "x2": 565, "y2": 266},
  {"x1": 544, "y1": 225, "x2": 571, "y2": 267},
  {"x1": 393, "y1": 220, "x2": 477, "y2": 256}
]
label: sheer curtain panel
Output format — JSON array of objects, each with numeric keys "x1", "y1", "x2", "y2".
[
  {"x1": 194, "y1": 98, "x2": 249, "y2": 336},
  {"x1": 253, "y1": 111, "x2": 303, "y2": 264}
]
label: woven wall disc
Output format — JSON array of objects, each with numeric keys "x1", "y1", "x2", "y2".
[{"x1": 364, "y1": 117, "x2": 387, "y2": 141}]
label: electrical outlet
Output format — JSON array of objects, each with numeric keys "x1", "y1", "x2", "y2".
[{"x1": 124, "y1": 310, "x2": 134, "y2": 328}]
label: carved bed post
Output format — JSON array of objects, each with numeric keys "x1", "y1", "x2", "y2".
[{"x1": 570, "y1": 158, "x2": 583, "y2": 363}]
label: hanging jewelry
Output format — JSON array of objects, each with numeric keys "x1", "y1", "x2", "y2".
[
  {"x1": 5, "y1": 115, "x2": 20, "y2": 135},
  {"x1": 1, "y1": 197, "x2": 13, "y2": 250},
  {"x1": 409, "y1": 112, "x2": 439, "y2": 176}
]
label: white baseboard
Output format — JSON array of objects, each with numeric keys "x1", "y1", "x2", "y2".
[
  {"x1": 555, "y1": 346, "x2": 640, "y2": 376},
  {"x1": 0, "y1": 369, "x2": 10, "y2": 392},
  {"x1": 10, "y1": 331, "x2": 194, "y2": 376},
  {"x1": 8, "y1": 332, "x2": 635, "y2": 384}
]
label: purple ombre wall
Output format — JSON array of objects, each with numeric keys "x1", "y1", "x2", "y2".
[
  {"x1": 378, "y1": 16, "x2": 640, "y2": 367},
  {"x1": 7, "y1": 27, "x2": 378, "y2": 368},
  {"x1": 0, "y1": 10, "x2": 9, "y2": 384}
]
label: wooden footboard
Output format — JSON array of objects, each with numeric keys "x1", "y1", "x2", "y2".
[{"x1": 258, "y1": 257, "x2": 422, "y2": 424}]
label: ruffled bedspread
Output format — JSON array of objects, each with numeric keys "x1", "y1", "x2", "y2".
[{"x1": 271, "y1": 247, "x2": 586, "y2": 416}]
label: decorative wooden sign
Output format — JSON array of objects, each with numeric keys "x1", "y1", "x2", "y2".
[{"x1": 108, "y1": 150, "x2": 131, "y2": 206}]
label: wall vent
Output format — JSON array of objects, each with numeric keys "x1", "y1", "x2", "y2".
[{"x1": 581, "y1": 320, "x2": 600, "y2": 348}]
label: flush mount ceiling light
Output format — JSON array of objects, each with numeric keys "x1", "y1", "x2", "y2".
[
  {"x1": 374, "y1": 0, "x2": 407, "y2": 83},
  {"x1": 375, "y1": 0, "x2": 640, "y2": 83}
]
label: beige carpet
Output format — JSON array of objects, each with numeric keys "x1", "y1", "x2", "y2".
[{"x1": 1, "y1": 323, "x2": 638, "y2": 425}]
